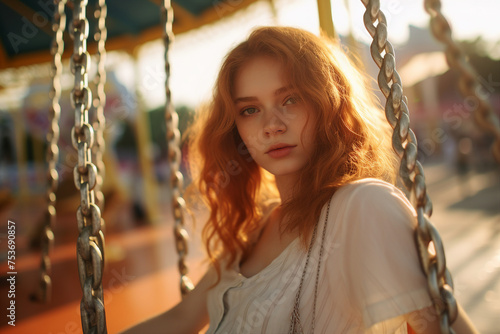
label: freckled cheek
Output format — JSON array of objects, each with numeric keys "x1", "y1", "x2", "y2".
[
  {"x1": 244, "y1": 136, "x2": 268, "y2": 157},
  {"x1": 301, "y1": 124, "x2": 317, "y2": 156},
  {"x1": 281, "y1": 107, "x2": 298, "y2": 121},
  {"x1": 237, "y1": 127, "x2": 268, "y2": 157}
]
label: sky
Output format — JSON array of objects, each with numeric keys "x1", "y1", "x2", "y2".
[{"x1": 118, "y1": 0, "x2": 500, "y2": 110}]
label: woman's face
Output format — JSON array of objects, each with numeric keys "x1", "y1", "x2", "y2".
[{"x1": 233, "y1": 56, "x2": 316, "y2": 179}]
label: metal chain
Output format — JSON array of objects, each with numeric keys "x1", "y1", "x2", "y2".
[
  {"x1": 360, "y1": 1, "x2": 457, "y2": 333},
  {"x1": 91, "y1": 0, "x2": 107, "y2": 210},
  {"x1": 69, "y1": 0, "x2": 107, "y2": 332},
  {"x1": 161, "y1": 0, "x2": 194, "y2": 296},
  {"x1": 424, "y1": 0, "x2": 500, "y2": 163},
  {"x1": 33, "y1": 0, "x2": 67, "y2": 304}
]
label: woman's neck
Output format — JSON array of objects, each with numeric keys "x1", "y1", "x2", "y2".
[{"x1": 274, "y1": 173, "x2": 299, "y2": 203}]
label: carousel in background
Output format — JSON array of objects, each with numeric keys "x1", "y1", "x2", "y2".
[{"x1": 0, "y1": 0, "x2": 499, "y2": 333}]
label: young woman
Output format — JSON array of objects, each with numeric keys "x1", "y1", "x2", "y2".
[{"x1": 123, "y1": 27, "x2": 477, "y2": 333}]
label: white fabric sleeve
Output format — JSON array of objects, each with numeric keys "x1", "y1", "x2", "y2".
[{"x1": 340, "y1": 180, "x2": 433, "y2": 328}]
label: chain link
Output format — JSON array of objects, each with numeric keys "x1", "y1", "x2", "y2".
[
  {"x1": 161, "y1": 0, "x2": 194, "y2": 296},
  {"x1": 360, "y1": 1, "x2": 457, "y2": 333},
  {"x1": 424, "y1": 0, "x2": 500, "y2": 162},
  {"x1": 33, "y1": 0, "x2": 67, "y2": 304},
  {"x1": 91, "y1": 0, "x2": 108, "y2": 209},
  {"x1": 69, "y1": 0, "x2": 107, "y2": 332}
]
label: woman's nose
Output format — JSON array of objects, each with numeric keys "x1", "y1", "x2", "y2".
[{"x1": 263, "y1": 112, "x2": 286, "y2": 136}]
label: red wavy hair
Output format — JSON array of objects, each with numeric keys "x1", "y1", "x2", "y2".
[{"x1": 187, "y1": 26, "x2": 397, "y2": 277}]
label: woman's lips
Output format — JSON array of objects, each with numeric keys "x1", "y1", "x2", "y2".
[{"x1": 266, "y1": 144, "x2": 296, "y2": 158}]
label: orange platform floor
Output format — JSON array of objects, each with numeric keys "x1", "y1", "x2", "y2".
[{"x1": 0, "y1": 191, "x2": 208, "y2": 334}]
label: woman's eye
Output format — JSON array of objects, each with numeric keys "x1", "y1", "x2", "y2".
[
  {"x1": 284, "y1": 96, "x2": 298, "y2": 105},
  {"x1": 241, "y1": 107, "x2": 259, "y2": 116}
]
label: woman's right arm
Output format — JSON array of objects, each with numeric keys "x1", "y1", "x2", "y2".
[{"x1": 120, "y1": 267, "x2": 216, "y2": 334}]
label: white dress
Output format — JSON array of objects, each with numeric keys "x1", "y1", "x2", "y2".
[{"x1": 205, "y1": 178, "x2": 433, "y2": 333}]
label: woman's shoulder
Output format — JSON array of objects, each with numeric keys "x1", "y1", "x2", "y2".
[
  {"x1": 340, "y1": 177, "x2": 398, "y2": 192},
  {"x1": 333, "y1": 177, "x2": 406, "y2": 204},
  {"x1": 327, "y1": 177, "x2": 415, "y2": 231}
]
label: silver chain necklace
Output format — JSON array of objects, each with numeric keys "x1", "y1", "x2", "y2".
[{"x1": 289, "y1": 200, "x2": 331, "y2": 334}]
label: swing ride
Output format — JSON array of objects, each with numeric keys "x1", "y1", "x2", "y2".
[{"x1": 0, "y1": 0, "x2": 499, "y2": 333}]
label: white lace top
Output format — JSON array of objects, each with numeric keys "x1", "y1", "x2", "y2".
[{"x1": 205, "y1": 178, "x2": 433, "y2": 333}]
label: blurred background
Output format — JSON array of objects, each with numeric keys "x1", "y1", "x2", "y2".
[{"x1": 0, "y1": 0, "x2": 499, "y2": 333}]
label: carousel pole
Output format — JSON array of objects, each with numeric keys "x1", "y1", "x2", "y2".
[
  {"x1": 267, "y1": 0, "x2": 279, "y2": 24},
  {"x1": 32, "y1": 136, "x2": 46, "y2": 186},
  {"x1": 132, "y1": 50, "x2": 161, "y2": 224},
  {"x1": 12, "y1": 108, "x2": 30, "y2": 199},
  {"x1": 316, "y1": 0, "x2": 335, "y2": 38}
]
